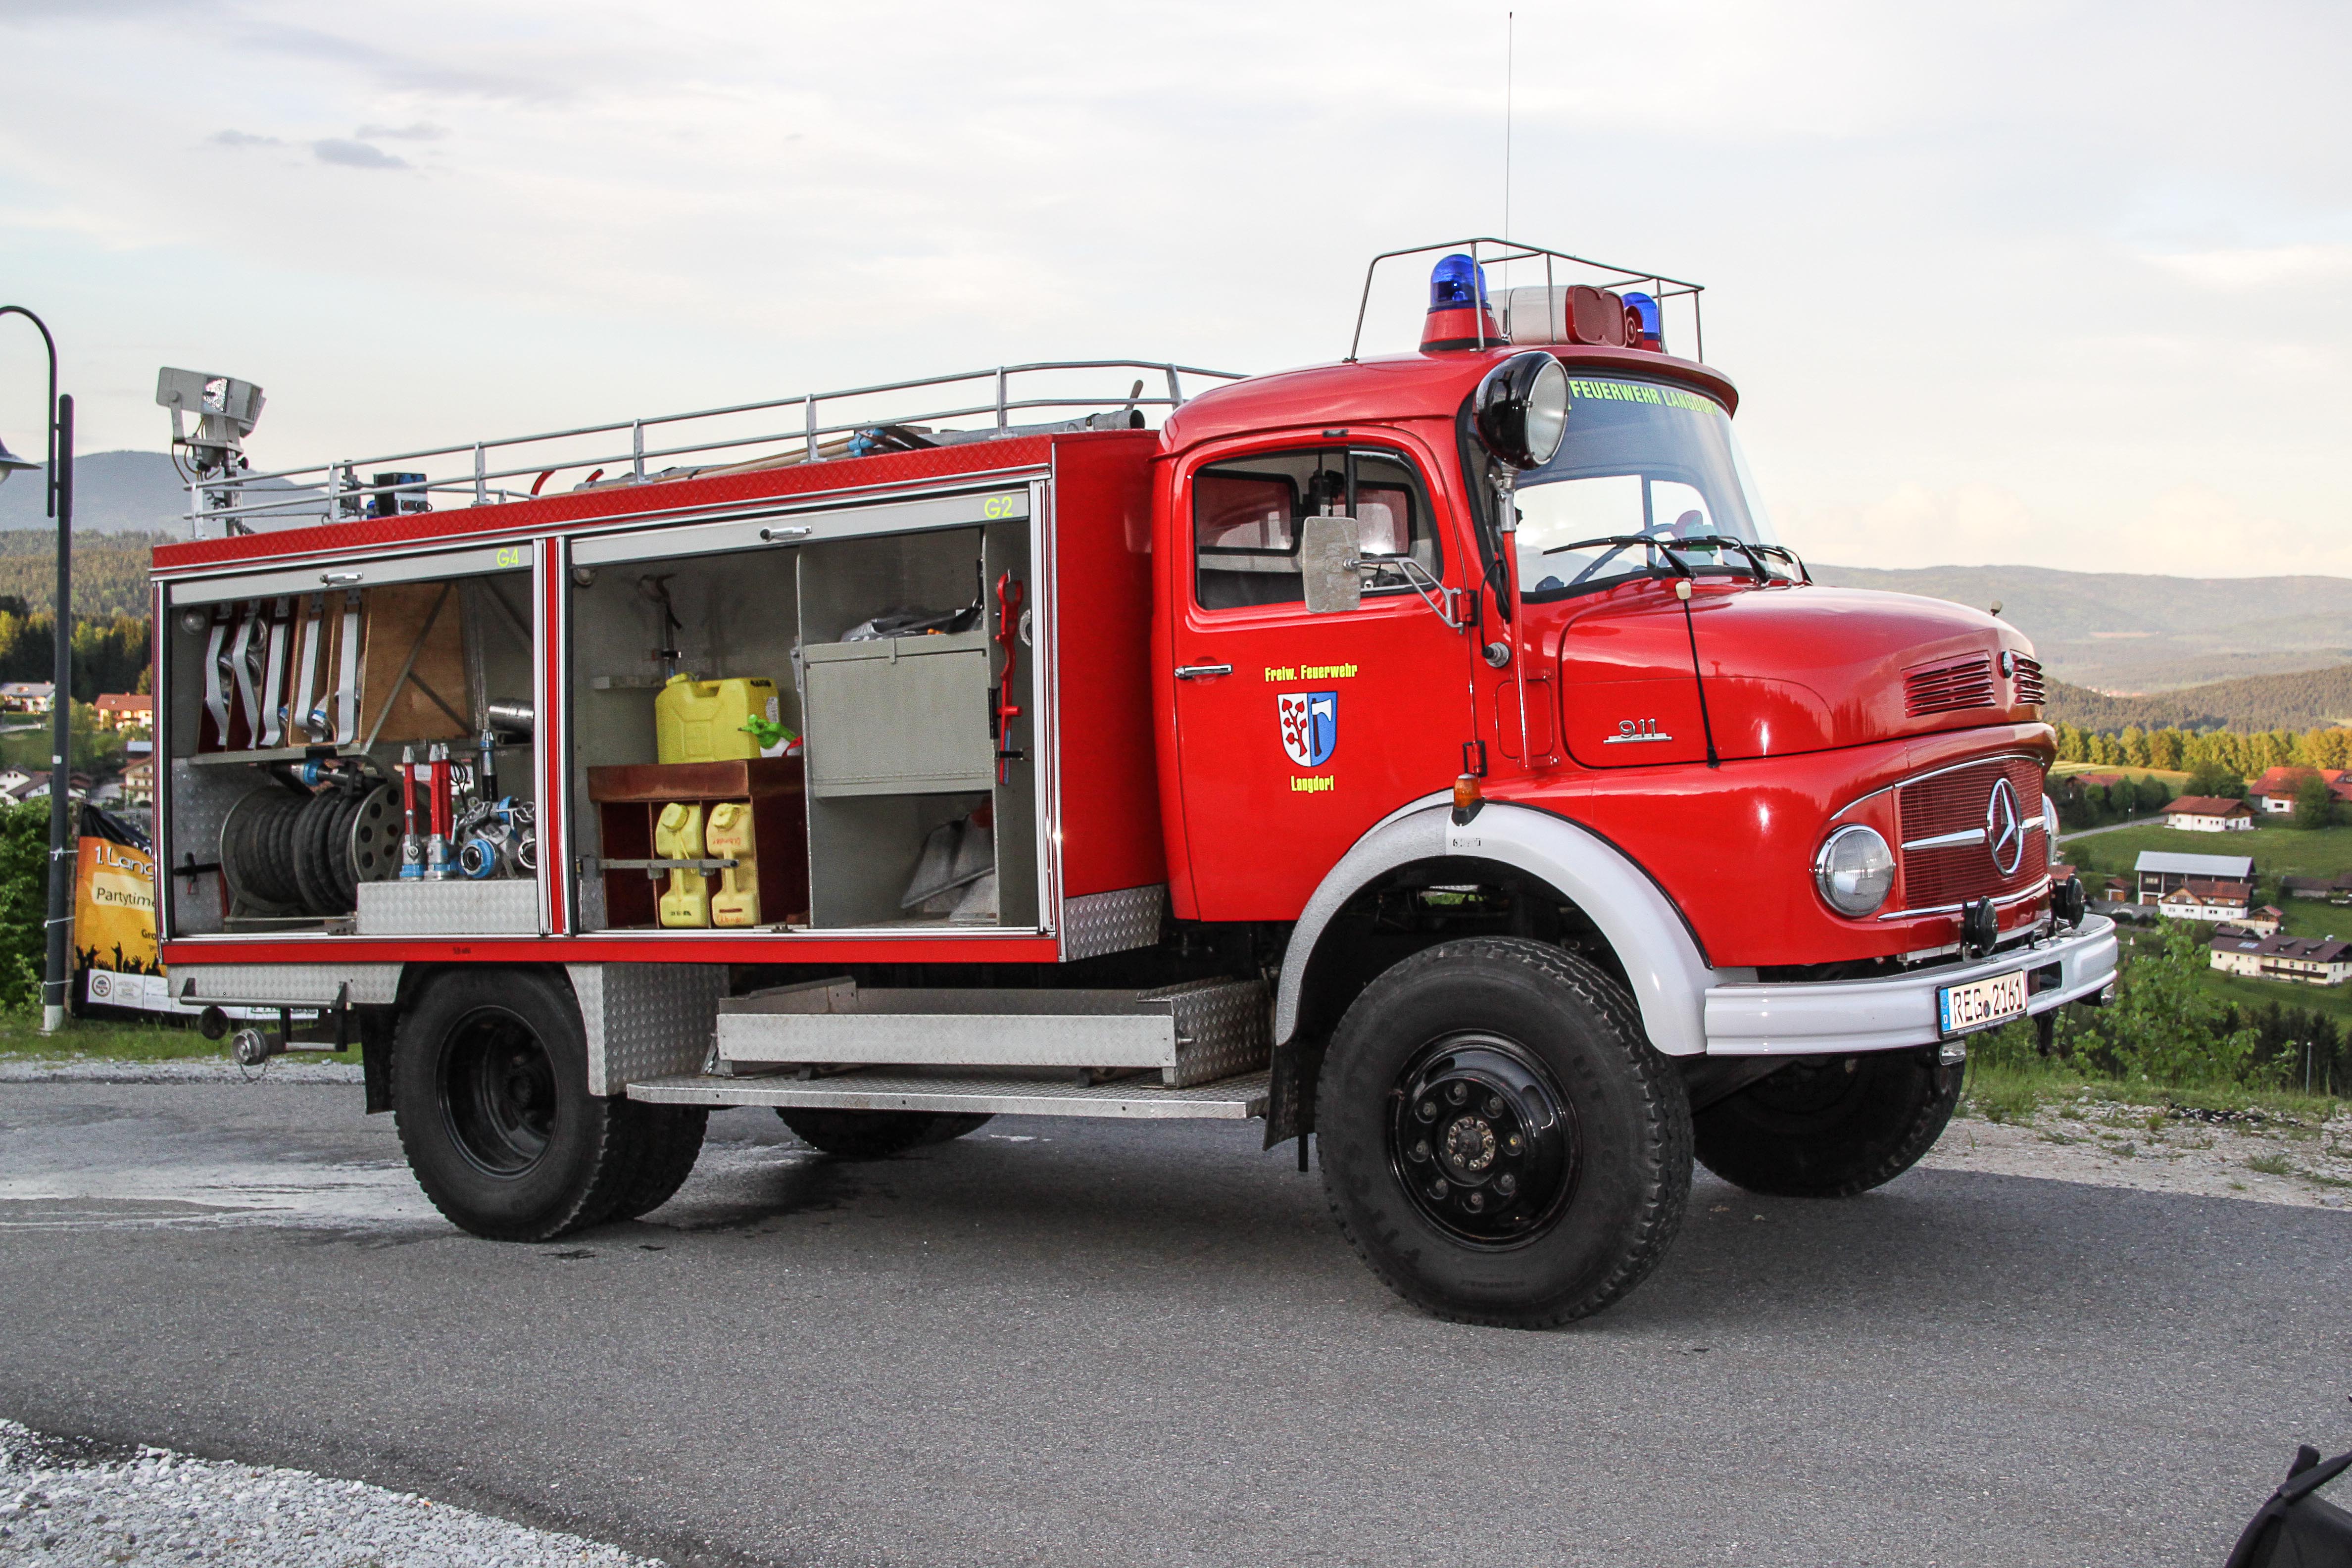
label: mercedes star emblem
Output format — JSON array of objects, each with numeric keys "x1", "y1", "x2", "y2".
[{"x1": 1985, "y1": 777, "x2": 2025, "y2": 876}]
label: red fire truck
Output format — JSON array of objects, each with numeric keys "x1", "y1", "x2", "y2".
[{"x1": 147, "y1": 241, "x2": 2115, "y2": 1326}]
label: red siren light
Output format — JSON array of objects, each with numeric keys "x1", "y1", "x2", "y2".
[{"x1": 1421, "y1": 254, "x2": 1505, "y2": 352}]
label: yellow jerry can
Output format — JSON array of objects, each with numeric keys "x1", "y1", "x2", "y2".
[
  {"x1": 655, "y1": 675, "x2": 781, "y2": 765},
  {"x1": 705, "y1": 800, "x2": 760, "y2": 928},
  {"x1": 654, "y1": 801, "x2": 710, "y2": 928}
]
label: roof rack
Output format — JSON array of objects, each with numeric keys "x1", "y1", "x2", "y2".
[
  {"x1": 1345, "y1": 238, "x2": 1706, "y2": 363},
  {"x1": 180, "y1": 358, "x2": 1245, "y2": 537}
]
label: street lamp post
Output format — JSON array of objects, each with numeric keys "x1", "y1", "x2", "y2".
[{"x1": 0, "y1": 306, "x2": 76, "y2": 1033}]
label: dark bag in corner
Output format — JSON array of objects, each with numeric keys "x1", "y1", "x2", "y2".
[{"x1": 2225, "y1": 1446, "x2": 2352, "y2": 1568}]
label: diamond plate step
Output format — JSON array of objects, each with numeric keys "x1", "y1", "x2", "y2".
[{"x1": 626, "y1": 1068, "x2": 1272, "y2": 1120}]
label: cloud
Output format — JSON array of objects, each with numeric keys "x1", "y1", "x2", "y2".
[
  {"x1": 210, "y1": 129, "x2": 284, "y2": 148},
  {"x1": 354, "y1": 122, "x2": 446, "y2": 142},
  {"x1": 311, "y1": 139, "x2": 408, "y2": 170},
  {"x1": 2145, "y1": 245, "x2": 2352, "y2": 291}
]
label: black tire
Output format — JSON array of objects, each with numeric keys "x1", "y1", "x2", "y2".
[
  {"x1": 392, "y1": 968, "x2": 646, "y2": 1241},
  {"x1": 1317, "y1": 937, "x2": 1693, "y2": 1328},
  {"x1": 776, "y1": 1108, "x2": 994, "y2": 1157},
  {"x1": 607, "y1": 1105, "x2": 709, "y2": 1220},
  {"x1": 1692, "y1": 1049, "x2": 1960, "y2": 1198}
]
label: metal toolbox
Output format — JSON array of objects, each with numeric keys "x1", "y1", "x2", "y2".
[{"x1": 800, "y1": 631, "x2": 995, "y2": 798}]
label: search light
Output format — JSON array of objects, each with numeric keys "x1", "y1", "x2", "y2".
[
  {"x1": 1472, "y1": 350, "x2": 1569, "y2": 469},
  {"x1": 0, "y1": 435, "x2": 36, "y2": 486}
]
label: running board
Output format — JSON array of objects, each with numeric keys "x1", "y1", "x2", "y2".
[
  {"x1": 713, "y1": 976, "x2": 1269, "y2": 1088},
  {"x1": 626, "y1": 1068, "x2": 1272, "y2": 1120}
]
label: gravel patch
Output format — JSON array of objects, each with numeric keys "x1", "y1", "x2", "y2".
[
  {"x1": 0, "y1": 1418, "x2": 660, "y2": 1566},
  {"x1": 1927, "y1": 1102, "x2": 2352, "y2": 1209},
  {"x1": 0, "y1": 1058, "x2": 362, "y2": 1085}
]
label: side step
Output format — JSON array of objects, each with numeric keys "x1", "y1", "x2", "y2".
[
  {"x1": 626, "y1": 1068, "x2": 1272, "y2": 1120},
  {"x1": 711, "y1": 976, "x2": 1269, "y2": 1088}
]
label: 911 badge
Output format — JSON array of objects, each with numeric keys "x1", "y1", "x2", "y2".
[{"x1": 1279, "y1": 690, "x2": 1337, "y2": 768}]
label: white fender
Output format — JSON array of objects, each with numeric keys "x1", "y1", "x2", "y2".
[{"x1": 1274, "y1": 800, "x2": 1715, "y2": 1055}]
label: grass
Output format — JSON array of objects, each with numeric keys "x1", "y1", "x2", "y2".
[
  {"x1": 2050, "y1": 763, "x2": 2190, "y2": 788},
  {"x1": 0, "y1": 1010, "x2": 356, "y2": 1064},
  {"x1": 1960, "y1": 1053, "x2": 2345, "y2": 1127},
  {"x1": 2064, "y1": 819, "x2": 2352, "y2": 882}
]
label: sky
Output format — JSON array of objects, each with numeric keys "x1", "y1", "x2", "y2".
[{"x1": 1, "y1": 0, "x2": 2347, "y2": 575}]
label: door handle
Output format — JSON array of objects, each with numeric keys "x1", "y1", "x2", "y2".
[{"x1": 1173, "y1": 663, "x2": 1233, "y2": 681}]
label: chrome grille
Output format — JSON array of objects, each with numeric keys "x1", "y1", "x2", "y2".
[
  {"x1": 1897, "y1": 756, "x2": 2048, "y2": 912},
  {"x1": 2012, "y1": 654, "x2": 2045, "y2": 706},
  {"x1": 1904, "y1": 654, "x2": 1997, "y2": 719}
]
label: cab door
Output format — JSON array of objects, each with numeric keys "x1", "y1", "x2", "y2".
[{"x1": 1167, "y1": 438, "x2": 1471, "y2": 921}]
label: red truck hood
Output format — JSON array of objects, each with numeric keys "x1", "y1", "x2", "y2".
[{"x1": 1547, "y1": 581, "x2": 2040, "y2": 764}]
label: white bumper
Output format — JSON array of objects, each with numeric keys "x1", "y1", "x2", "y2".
[{"x1": 1702, "y1": 915, "x2": 2119, "y2": 1056}]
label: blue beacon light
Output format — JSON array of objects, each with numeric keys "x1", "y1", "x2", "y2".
[
  {"x1": 1624, "y1": 292, "x2": 1664, "y2": 351},
  {"x1": 1422, "y1": 254, "x2": 1502, "y2": 351}
]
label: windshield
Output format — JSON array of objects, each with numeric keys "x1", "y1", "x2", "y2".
[{"x1": 1510, "y1": 375, "x2": 1785, "y2": 600}]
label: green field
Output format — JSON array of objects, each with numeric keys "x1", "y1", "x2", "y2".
[{"x1": 2058, "y1": 818, "x2": 2352, "y2": 1016}]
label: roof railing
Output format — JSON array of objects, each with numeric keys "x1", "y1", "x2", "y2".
[
  {"x1": 1345, "y1": 238, "x2": 1706, "y2": 364},
  {"x1": 181, "y1": 358, "x2": 1245, "y2": 536}
]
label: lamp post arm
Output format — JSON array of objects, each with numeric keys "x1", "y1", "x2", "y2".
[{"x1": 0, "y1": 306, "x2": 59, "y2": 519}]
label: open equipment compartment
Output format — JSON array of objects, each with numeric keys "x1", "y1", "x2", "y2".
[
  {"x1": 158, "y1": 544, "x2": 542, "y2": 939},
  {"x1": 563, "y1": 483, "x2": 1037, "y2": 935},
  {"x1": 796, "y1": 516, "x2": 1036, "y2": 930}
]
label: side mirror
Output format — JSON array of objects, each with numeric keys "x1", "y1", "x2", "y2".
[{"x1": 1300, "y1": 514, "x2": 1363, "y2": 615}]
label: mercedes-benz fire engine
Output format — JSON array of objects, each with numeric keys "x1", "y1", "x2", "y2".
[{"x1": 146, "y1": 241, "x2": 2116, "y2": 1326}]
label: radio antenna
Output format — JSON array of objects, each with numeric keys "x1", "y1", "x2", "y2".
[{"x1": 1503, "y1": 11, "x2": 1515, "y2": 246}]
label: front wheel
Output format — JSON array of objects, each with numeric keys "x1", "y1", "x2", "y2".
[
  {"x1": 392, "y1": 968, "x2": 658, "y2": 1241},
  {"x1": 1317, "y1": 938, "x2": 1692, "y2": 1328},
  {"x1": 1692, "y1": 1049, "x2": 1960, "y2": 1198}
]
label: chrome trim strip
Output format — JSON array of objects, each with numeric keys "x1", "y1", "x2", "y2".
[
  {"x1": 1876, "y1": 875, "x2": 2053, "y2": 921},
  {"x1": 1902, "y1": 828, "x2": 1985, "y2": 851}
]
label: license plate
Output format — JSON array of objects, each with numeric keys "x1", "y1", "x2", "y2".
[{"x1": 1937, "y1": 970, "x2": 2029, "y2": 1037}]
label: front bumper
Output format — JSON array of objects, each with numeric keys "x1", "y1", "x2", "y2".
[{"x1": 1701, "y1": 915, "x2": 2118, "y2": 1056}]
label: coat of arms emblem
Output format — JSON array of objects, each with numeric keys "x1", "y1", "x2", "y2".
[{"x1": 1278, "y1": 691, "x2": 1337, "y2": 769}]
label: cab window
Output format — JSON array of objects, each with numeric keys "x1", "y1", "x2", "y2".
[{"x1": 1193, "y1": 446, "x2": 1441, "y2": 610}]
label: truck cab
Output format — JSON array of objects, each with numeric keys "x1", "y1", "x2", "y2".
[{"x1": 147, "y1": 241, "x2": 2115, "y2": 1326}]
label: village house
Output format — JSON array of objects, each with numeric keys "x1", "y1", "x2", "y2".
[
  {"x1": 92, "y1": 693, "x2": 152, "y2": 731},
  {"x1": 2208, "y1": 932, "x2": 2352, "y2": 986},
  {"x1": 118, "y1": 755, "x2": 153, "y2": 808},
  {"x1": 2135, "y1": 850, "x2": 2255, "y2": 905},
  {"x1": 2215, "y1": 905, "x2": 2288, "y2": 937},
  {"x1": 2159, "y1": 880, "x2": 2255, "y2": 923},
  {"x1": 2247, "y1": 766, "x2": 2352, "y2": 816},
  {"x1": 0, "y1": 682, "x2": 54, "y2": 714},
  {"x1": 2160, "y1": 794, "x2": 2255, "y2": 832},
  {"x1": 2278, "y1": 874, "x2": 2352, "y2": 902}
]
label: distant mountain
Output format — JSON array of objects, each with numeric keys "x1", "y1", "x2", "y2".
[
  {"x1": 1812, "y1": 563, "x2": 2352, "y2": 693},
  {"x1": 0, "y1": 450, "x2": 191, "y2": 535},
  {"x1": 2044, "y1": 666, "x2": 2352, "y2": 734}
]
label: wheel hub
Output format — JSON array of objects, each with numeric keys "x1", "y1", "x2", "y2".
[
  {"x1": 1389, "y1": 1034, "x2": 1578, "y2": 1246},
  {"x1": 440, "y1": 1008, "x2": 557, "y2": 1178}
]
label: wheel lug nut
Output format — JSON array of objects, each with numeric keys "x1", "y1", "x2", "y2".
[
  {"x1": 1447, "y1": 1083, "x2": 1469, "y2": 1105},
  {"x1": 1418, "y1": 1099, "x2": 1437, "y2": 1121},
  {"x1": 1465, "y1": 1191, "x2": 1484, "y2": 1211},
  {"x1": 1506, "y1": 1134, "x2": 1522, "y2": 1153},
  {"x1": 1485, "y1": 1095, "x2": 1504, "y2": 1117},
  {"x1": 1429, "y1": 1178, "x2": 1449, "y2": 1199},
  {"x1": 1496, "y1": 1173, "x2": 1517, "y2": 1196},
  {"x1": 1410, "y1": 1139, "x2": 1429, "y2": 1162}
]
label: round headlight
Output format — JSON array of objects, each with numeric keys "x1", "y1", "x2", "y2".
[
  {"x1": 1814, "y1": 824, "x2": 1895, "y2": 917},
  {"x1": 1472, "y1": 350, "x2": 1570, "y2": 469}
]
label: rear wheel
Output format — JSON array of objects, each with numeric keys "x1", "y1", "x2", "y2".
[
  {"x1": 1692, "y1": 1049, "x2": 1960, "y2": 1198},
  {"x1": 392, "y1": 968, "x2": 649, "y2": 1241},
  {"x1": 1317, "y1": 938, "x2": 1692, "y2": 1328},
  {"x1": 776, "y1": 1109, "x2": 993, "y2": 1158}
]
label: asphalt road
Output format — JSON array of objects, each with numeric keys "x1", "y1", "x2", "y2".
[{"x1": 0, "y1": 1078, "x2": 2346, "y2": 1568}]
